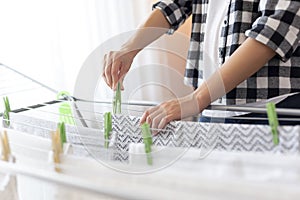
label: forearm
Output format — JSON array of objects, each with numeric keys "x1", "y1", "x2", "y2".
[
  {"x1": 121, "y1": 9, "x2": 171, "y2": 55},
  {"x1": 195, "y1": 38, "x2": 276, "y2": 111}
]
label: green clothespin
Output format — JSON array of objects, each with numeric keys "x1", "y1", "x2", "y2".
[
  {"x1": 104, "y1": 112, "x2": 112, "y2": 148},
  {"x1": 57, "y1": 91, "x2": 75, "y2": 125},
  {"x1": 113, "y1": 82, "x2": 121, "y2": 114},
  {"x1": 3, "y1": 96, "x2": 11, "y2": 127},
  {"x1": 141, "y1": 123, "x2": 153, "y2": 165},
  {"x1": 58, "y1": 122, "x2": 67, "y2": 147},
  {"x1": 266, "y1": 103, "x2": 279, "y2": 145}
]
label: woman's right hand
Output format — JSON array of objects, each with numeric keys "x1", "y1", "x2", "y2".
[
  {"x1": 102, "y1": 49, "x2": 138, "y2": 90},
  {"x1": 102, "y1": 8, "x2": 171, "y2": 90}
]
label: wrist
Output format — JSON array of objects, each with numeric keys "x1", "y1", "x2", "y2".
[
  {"x1": 120, "y1": 42, "x2": 141, "y2": 57},
  {"x1": 178, "y1": 93, "x2": 203, "y2": 119},
  {"x1": 194, "y1": 84, "x2": 212, "y2": 113}
]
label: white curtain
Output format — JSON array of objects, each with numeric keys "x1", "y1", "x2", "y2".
[
  {"x1": 0, "y1": 0, "x2": 151, "y2": 90},
  {"x1": 0, "y1": 0, "x2": 192, "y2": 104}
]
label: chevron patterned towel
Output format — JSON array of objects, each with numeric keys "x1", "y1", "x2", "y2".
[
  {"x1": 112, "y1": 115, "x2": 300, "y2": 161},
  {"x1": 9, "y1": 113, "x2": 300, "y2": 162}
]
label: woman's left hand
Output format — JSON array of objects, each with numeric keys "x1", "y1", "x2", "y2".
[
  {"x1": 140, "y1": 99, "x2": 181, "y2": 134},
  {"x1": 140, "y1": 93, "x2": 202, "y2": 135}
]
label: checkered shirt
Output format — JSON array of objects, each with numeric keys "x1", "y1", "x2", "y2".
[{"x1": 154, "y1": 0, "x2": 300, "y2": 105}]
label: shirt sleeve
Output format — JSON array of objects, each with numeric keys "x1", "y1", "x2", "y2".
[
  {"x1": 153, "y1": 0, "x2": 193, "y2": 34},
  {"x1": 245, "y1": 0, "x2": 300, "y2": 62}
]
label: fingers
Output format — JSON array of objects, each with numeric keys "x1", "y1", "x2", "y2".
[
  {"x1": 119, "y1": 75, "x2": 126, "y2": 91},
  {"x1": 140, "y1": 102, "x2": 176, "y2": 135},
  {"x1": 111, "y1": 58, "x2": 121, "y2": 90},
  {"x1": 102, "y1": 50, "x2": 133, "y2": 90},
  {"x1": 140, "y1": 106, "x2": 158, "y2": 125},
  {"x1": 102, "y1": 55, "x2": 108, "y2": 86},
  {"x1": 140, "y1": 108, "x2": 159, "y2": 135},
  {"x1": 102, "y1": 53, "x2": 113, "y2": 88},
  {"x1": 157, "y1": 115, "x2": 170, "y2": 132},
  {"x1": 149, "y1": 107, "x2": 165, "y2": 129},
  {"x1": 151, "y1": 113, "x2": 167, "y2": 135},
  {"x1": 102, "y1": 51, "x2": 120, "y2": 89}
]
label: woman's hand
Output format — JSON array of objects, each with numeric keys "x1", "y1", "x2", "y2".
[
  {"x1": 140, "y1": 99, "x2": 181, "y2": 134},
  {"x1": 102, "y1": 9, "x2": 171, "y2": 90},
  {"x1": 140, "y1": 93, "x2": 202, "y2": 134},
  {"x1": 140, "y1": 38, "x2": 276, "y2": 135},
  {"x1": 102, "y1": 49, "x2": 139, "y2": 90}
]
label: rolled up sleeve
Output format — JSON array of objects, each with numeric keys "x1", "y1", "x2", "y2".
[
  {"x1": 153, "y1": 0, "x2": 192, "y2": 34},
  {"x1": 245, "y1": 0, "x2": 300, "y2": 61}
]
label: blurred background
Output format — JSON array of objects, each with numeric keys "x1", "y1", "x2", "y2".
[{"x1": 0, "y1": 0, "x2": 193, "y2": 105}]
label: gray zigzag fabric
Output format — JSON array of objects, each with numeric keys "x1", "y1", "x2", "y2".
[
  {"x1": 112, "y1": 115, "x2": 300, "y2": 161},
  {"x1": 8, "y1": 113, "x2": 300, "y2": 162}
]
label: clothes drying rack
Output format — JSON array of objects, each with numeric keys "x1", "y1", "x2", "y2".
[{"x1": 1, "y1": 63, "x2": 300, "y2": 200}]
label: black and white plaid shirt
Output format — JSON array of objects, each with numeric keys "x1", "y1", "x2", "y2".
[{"x1": 154, "y1": 0, "x2": 300, "y2": 105}]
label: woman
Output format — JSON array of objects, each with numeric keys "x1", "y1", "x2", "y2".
[{"x1": 102, "y1": 0, "x2": 300, "y2": 132}]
